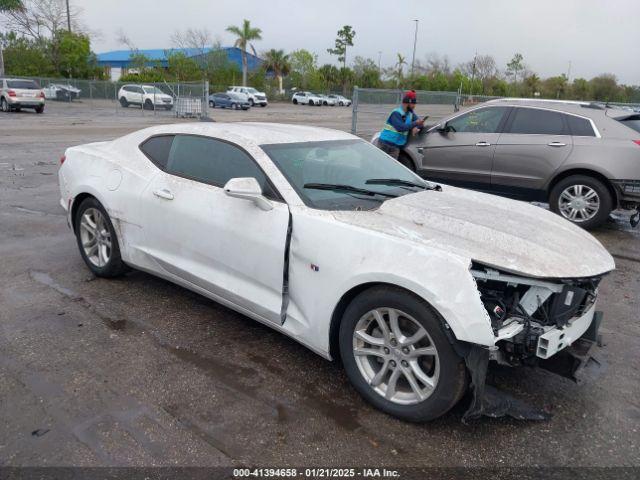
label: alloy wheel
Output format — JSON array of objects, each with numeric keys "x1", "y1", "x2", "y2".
[
  {"x1": 558, "y1": 184, "x2": 600, "y2": 222},
  {"x1": 352, "y1": 307, "x2": 439, "y2": 405},
  {"x1": 79, "y1": 208, "x2": 112, "y2": 267}
]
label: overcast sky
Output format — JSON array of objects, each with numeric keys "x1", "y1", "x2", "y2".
[{"x1": 82, "y1": 0, "x2": 640, "y2": 84}]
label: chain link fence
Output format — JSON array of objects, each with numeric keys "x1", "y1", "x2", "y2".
[
  {"x1": 350, "y1": 87, "x2": 500, "y2": 139},
  {"x1": 7, "y1": 76, "x2": 209, "y2": 118}
]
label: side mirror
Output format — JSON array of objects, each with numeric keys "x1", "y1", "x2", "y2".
[
  {"x1": 436, "y1": 123, "x2": 449, "y2": 134},
  {"x1": 223, "y1": 177, "x2": 273, "y2": 211}
]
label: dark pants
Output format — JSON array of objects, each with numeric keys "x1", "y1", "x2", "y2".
[{"x1": 378, "y1": 141, "x2": 400, "y2": 159}]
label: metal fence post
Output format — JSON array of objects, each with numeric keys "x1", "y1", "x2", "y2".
[
  {"x1": 351, "y1": 86, "x2": 359, "y2": 135},
  {"x1": 204, "y1": 79, "x2": 209, "y2": 118}
]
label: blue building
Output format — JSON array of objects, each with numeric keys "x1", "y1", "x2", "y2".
[{"x1": 96, "y1": 47, "x2": 263, "y2": 80}]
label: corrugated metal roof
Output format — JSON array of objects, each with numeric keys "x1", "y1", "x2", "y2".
[{"x1": 96, "y1": 47, "x2": 262, "y2": 70}]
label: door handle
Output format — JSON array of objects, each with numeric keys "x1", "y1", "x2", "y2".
[
  {"x1": 475, "y1": 141, "x2": 491, "y2": 147},
  {"x1": 417, "y1": 147, "x2": 425, "y2": 154},
  {"x1": 153, "y1": 188, "x2": 174, "y2": 200},
  {"x1": 548, "y1": 141, "x2": 567, "y2": 147}
]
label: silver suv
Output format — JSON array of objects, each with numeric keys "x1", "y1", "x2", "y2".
[
  {"x1": 385, "y1": 99, "x2": 640, "y2": 229},
  {"x1": 0, "y1": 78, "x2": 45, "y2": 113}
]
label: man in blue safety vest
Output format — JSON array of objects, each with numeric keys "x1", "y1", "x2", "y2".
[{"x1": 377, "y1": 90, "x2": 424, "y2": 160}]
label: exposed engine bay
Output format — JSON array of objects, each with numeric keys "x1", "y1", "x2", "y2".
[{"x1": 471, "y1": 262, "x2": 603, "y2": 366}]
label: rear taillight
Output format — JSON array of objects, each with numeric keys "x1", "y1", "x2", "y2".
[
  {"x1": 7, "y1": 90, "x2": 16, "y2": 97},
  {"x1": 60, "y1": 155, "x2": 66, "y2": 165},
  {"x1": 633, "y1": 140, "x2": 640, "y2": 147}
]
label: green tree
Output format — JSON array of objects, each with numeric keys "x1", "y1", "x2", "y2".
[
  {"x1": 0, "y1": 0, "x2": 23, "y2": 76},
  {"x1": 289, "y1": 49, "x2": 318, "y2": 89},
  {"x1": 327, "y1": 25, "x2": 355, "y2": 70},
  {"x1": 393, "y1": 53, "x2": 407, "y2": 87},
  {"x1": 352, "y1": 56, "x2": 380, "y2": 88},
  {"x1": 53, "y1": 31, "x2": 91, "y2": 78},
  {"x1": 226, "y1": 19, "x2": 262, "y2": 86},
  {"x1": 262, "y1": 48, "x2": 290, "y2": 94},
  {"x1": 542, "y1": 74, "x2": 568, "y2": 99},
  {"x1": 0, "y1": 31, "x2": 51, "y2": 76},
  {"x1": 167, "y1": 52, "x2": 202, "y2": 81},
  {"x1": 570, "y1": 78, "x2": 590, "y2": 100},
  {"x1": 589, "y1": 74, "x2": 621, "y2": 102},
  {"x1": 522, "y1": 73, "x2": 540, "y2": 97},
  {"x1": 318, "y1": 63, "x2": 340, "y2": 91},
  {"x1": 506, "y1": 52, "x2": 524, "y2": 84}
]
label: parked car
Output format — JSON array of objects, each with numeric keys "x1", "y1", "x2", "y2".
[
  {"x1": 208, "y1": 92, "x2": 251, "y2": 110},
  {"x1": 319, "y1": 94, "x2": 336, "y2": 106},
  {"x1": 227, "y1": 86, "x2": 268, "y2": 107},
  {"x1": 291, "y1": 91, "x2": 323, "y2": 106},
  {"x1": 43, "y1": 83, "x2": 81, "y2": 101},
  {"x1": 373, "y1": 98, "x2": 640, "y2": 229},
  {"x1": 118, "y1": 85, "x2": 174, "y2": 110},
  {"x1": 0, "y1": 78, "x2": 45, "y2": 113},
  {"x1": 328, "y1": 94, "x2": 351, "y2": 106},
  {"x1": 59, "y1": 122, "x2": 614, "y2": 422}
]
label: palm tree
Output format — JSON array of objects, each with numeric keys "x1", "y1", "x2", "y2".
[
  {"x1": 395, "y1": 53, "x2": 407, "y2": 87},
  {"x1": 263, "y1": 49, "x2": 290, "y2": 94},
  {"x1": 226, "y1": 19, "x2": 262, "y2": 86}
]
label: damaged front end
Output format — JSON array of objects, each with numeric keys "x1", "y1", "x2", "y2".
[{"x1": 461, "y1": 262, "x2": 607, "y2": 422}]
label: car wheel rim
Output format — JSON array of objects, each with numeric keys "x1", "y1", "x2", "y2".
[
  {"x1": 352, "y1": 307, "x2": 439, "y2": 405},
  {"x1": 558, "y1": 184, "x2": 600, "y2": 222},
  {"x1": 80, "y1": 208, "x2": 112, "y2": 268}
]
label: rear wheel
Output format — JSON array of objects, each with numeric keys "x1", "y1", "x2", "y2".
[
  {"x1": 74, "y1": 197, "x2": 128, "y2": 278},
  {"x1": 209, "y1": 100, "x2": 215, "y2": 108},
  {"x1": 293, "y1": 98, "x2": 298, "y2": 105},
  {"x1": 339, "y1": 286, "x2": 466, "y2": 422},
  {"x1": 549, "y1": 175, "x2": 612, "y2": 229},
  {"x1": 1, "y1": 98, "x2": 9, "y2": 112},
  {"x1": 35, "y1": 105, "x2": 44, "y2": 114}
]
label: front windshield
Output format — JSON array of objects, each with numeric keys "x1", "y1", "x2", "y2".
[
  {"x1": 261, "y1": 139, "x2": 428, "y2": 211},
  {"x1": 143, "y1": 86, "x2": 164, "y2": 94}
]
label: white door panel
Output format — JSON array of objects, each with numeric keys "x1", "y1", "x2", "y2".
[{"x1": 139, "y1": 172, "x2": 289, "y2": 323}]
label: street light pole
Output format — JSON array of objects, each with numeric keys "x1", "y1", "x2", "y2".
[
  {"x1": 66, "y1": 0, "x2": 71, "y2": 32},
  {"x1": 378, "y1": 51, "x2": 382, "y2": 72},
  {"x1": 410, "y1": 19, "x2": 418, "y2": 77}
]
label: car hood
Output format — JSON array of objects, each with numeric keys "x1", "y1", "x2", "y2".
[{"x1": 333, "y1": 186, "x2": 615, "y2": 279}]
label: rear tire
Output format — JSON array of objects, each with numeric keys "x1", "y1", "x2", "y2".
[
  {"x1": 549, "y1": 175, "x2": 612, "y2": 229},
  {"x1": 74, "y1": 197, "x2": 128, "y2": 278},
  {"x1": 1, "y1": 98, "x2": 9, "y2": 112},
  {"x1": 35, "y1": 105, "x2": 44, "y2": 114},
  {"x1": 339, "y1": 286, "x2": 466, "y2": 422},
  {"x1": 293, "y1": 99, "x2": 298, "y2": 105}
]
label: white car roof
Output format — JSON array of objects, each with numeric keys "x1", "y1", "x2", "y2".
[{"x1": 131, "y1": 122, "x2": 355, "y2": 146}]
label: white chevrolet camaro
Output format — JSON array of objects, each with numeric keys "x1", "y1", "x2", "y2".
[{"x1": 58, "y1": 123, "x2": 615, "y2": 421}]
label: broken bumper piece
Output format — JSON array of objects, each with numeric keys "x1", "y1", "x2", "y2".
[{"x1": 461, "y1": 312, "x2": 604, "y2": 423}]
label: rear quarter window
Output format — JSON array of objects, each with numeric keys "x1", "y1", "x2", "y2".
[
  {"x1": 140, "y1": 135, "x2": 175, "y2": 169},
  {"x1": 566, "y1": 115, "x2": 596, "y2": 137},
  {"x1": 508, "y1": 108, "x2": 566, "y2": 135}
]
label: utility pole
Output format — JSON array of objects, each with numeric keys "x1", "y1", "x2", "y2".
[
  {"x1": 0, "y1": 45, "x2": 4, "y2": 77},
  {"x1": 378, "y1": 51, "x2": 382, "y2": 73},
  {"x1": 410, "y1": 19, "x2": 418, "y2": 78},
  {"x1": 66, "y1": 0, "x2": 71, "y2": 31},
  {"x1": 470, "y1": 51, "x2": 477, "y2": 96},
  {"x1": 566, "y1": 60, "x2": 572, "y2": 82}
]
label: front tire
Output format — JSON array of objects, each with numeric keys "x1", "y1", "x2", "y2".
[
  {"x1": 339, "y1": 286, "x2": 466, "y2": 422},
  {"x1": 35, "y1": 105, "x2": 44, "y2": 114},
  {"x1": 143, "y1": 99, "x2": 154, "y2": 110},
  {"x1": 549, "y1": 175, "x2": 612, "y2": 229},
  {"x1": 119, "y1": 97, "x2": 128, "y2": 107},
  {"x1": 74, "y1": 197, "x2": 128, "y2": 278},
  {"x1": 249, "y1": 98, "x2": 255, "y2": 106},
  {"x1": 309, "y1": 100, "x2": 314, "y2": 106}
]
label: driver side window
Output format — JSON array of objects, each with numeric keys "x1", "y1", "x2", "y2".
[
  {"x1": 165, "y1": 135, "x2": 278, "y2": 199},
  {"x1": 447, "y1": 107, "x2": 508, "y2": 133}
]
